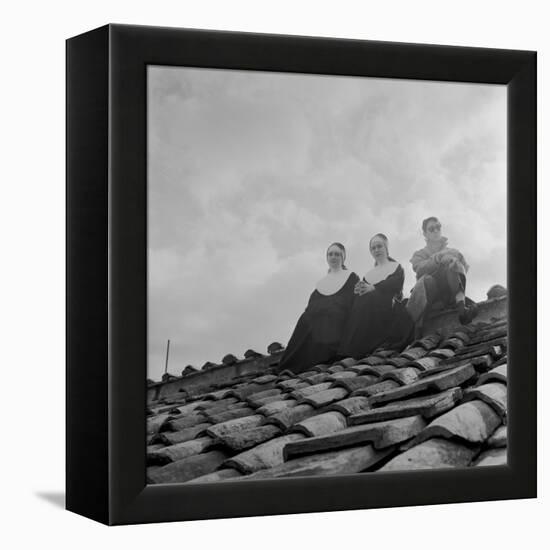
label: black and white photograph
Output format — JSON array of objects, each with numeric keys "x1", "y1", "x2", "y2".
[
  {"x1": 145, "y1": 66, "x2": 509, "y2": 484},
  {"x1": 4, "y1": 0, "x2": 543, "y2": 541}
]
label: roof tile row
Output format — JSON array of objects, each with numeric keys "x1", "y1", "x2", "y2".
[{"x1": 146, "y1": 314, "x2": 508, "y2": 484}]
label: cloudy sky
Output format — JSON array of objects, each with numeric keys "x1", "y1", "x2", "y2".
[{"x1": 147, "y1": 66, "x2": 506, "y2": 381}]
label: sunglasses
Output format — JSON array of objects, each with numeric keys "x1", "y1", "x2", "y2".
[{"x1": 427, "y1": 223, "x2": 441, "y2": 233}]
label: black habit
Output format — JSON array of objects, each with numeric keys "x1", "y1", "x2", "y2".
[
  {"x1": 277, "y1": 271, "x2": 360, "y2": 374},
  {"x1": 338, "y1": 263, "x2": 405, "y2": 359}
]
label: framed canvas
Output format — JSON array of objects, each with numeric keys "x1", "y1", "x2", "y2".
[{"x1": 66, "y1": 24, "x2": 536, "y2": 525}]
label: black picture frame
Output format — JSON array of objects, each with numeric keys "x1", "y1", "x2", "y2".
[{"x1": 66, "y1": 24, "x2": 536, "y2": 525}]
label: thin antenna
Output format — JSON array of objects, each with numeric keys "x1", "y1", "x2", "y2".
[{"x1": 164, "y1": 339, "x2": 171, "y2": 375}]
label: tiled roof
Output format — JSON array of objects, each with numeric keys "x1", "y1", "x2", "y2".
[{"x1": 146, "y1": 296, "x2": 508, "y2": 484}]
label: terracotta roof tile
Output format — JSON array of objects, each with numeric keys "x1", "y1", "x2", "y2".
[
  {"x1": 386, "y1": 356, "x2": 410, "y2": 368},
  {"x1": 412, "y1": 400, "x2": 501, "y2": 445},
  {"x1": 448, "y1": 330, "x2": 471, "y2": 343},
  {"x1": 462, "y1": 382, "x2": 507, "y2": 422},
  {"x1": 250, "y1": 374, "x2": 279, "y2": 385},
  {"x1": 248, "y1": 393, "x2": 289, "y2": 409},
  {"x1": 379, "y1": 438, "x2": 477, "y2": 471},
  {"x1": 291, "y1": 411, "x2": 348, "y2": 437},
  {"x1": 304, "y1": 372, "x2": 333, "y2": 385},
  {"x1": 276, "y1": 378, "x2": 309, "y2": 391},
  {"x1": 256, "y1": 399, "x2": 298, "y2": 416},
  {"x1": 155, "y1": 402, "x2": 188, "y2": 415},
  {"x1": 357, "y1": 355, "x2": 389, "y2": 366},
  {"x1": 267, "y1": 342, "x2": 284, "y2": 354},
  {"x1": 428, "y1": 348, "x2": 456, "y2": 360},
  {"x1": 285, "y1": 416, "x2": 425, "y2": 460},
  {"x1": 215, "y1": 424, "x2": 282, "y2": 452},
  {"x1": 146, "y1": 465, "x2": 163, "y2": 480},
  {"x1": 354, "y1": 364, "x2": 395, "y2": 377},
  {"x1": 244, "y1": 349, "x2": 263, "y2": 359},
  {"x1": 328, "y1": 370, "x2": 358, "y2": 380},
  {"x1": 290, "y1": 382, "x2": 332, "y2": 399},
  {"x1": 476, "y1": 363, "x2": 507, "y2": 386},
  {"x1": 440, "y1": 337, "x2": 467, "y2": 351},
  {"x1": 147, "y1": 450, "x2": 228, "y2": 484},
  {"x1": 246, "y1": 444, "x2": 393, "y2": 479},
  {"x1": 195, "y1": 397, "x2": 238, "y2": 412},
  {"x1": 265, "y1": 404, "x2": 316, "y2": 430},
  {"x1": 470, "y1": 327, "x2": 507, "y2": 345},
  {"x1": 152, "y1": 423, "x2": 211, "y2": 445},
  {"x1": 381, "y1": 366, "x2": 421, "y2": 385},
  {"x1": 229, "y1": 381, "x2": 277, "y2": 400},
  {"x1": 327, "y1": 396, "x2": 371, "y2": 416},
  {"x1": 487, "y1": 425, "x2": 507, "y2": 448},
  {"x1": 245, "y1": 387, "x2": 283, "y2": 404},
  {"x1": 147, "y1": 436, "x2": 215, "y2": 465},
  {"x1": 333, "y1": 357, "x2": 359, "y2": 368},
  {"x1": 204, "y1": 406, "x2": 256, "y2": 424},
  {"x1": 410, "y1": 356, "x2": 441, "y2": 371},
  {"x1": 349, "y1": 388, "x2": 463, "y2": 425},
  {"x1": 436, "y1": 354, "x2": 489, "y2": 373},
  {"x1": 277, "y1": 369, "x2": 296, "y2": 378},
  {"x1": 454, "y1": 339, "x2": 506, "y2": 361},
  {"x1": 332, "y1": 374, "x2": 378, "y2": 392},
  {"x1": 203, "y1": 388, "x2": 234, "y2": 400},
  {"x1": 181, "y1": 366, "x2": 197, "y2": 376},
  {"x1": 415, "y1": 359, "x2": 476, "y2": 379},
  {"x1": 300, "y1": 387, "x2": 349, "y2": 408},
  {"x1": 206, "y1": 414, "x2": 264, "y2": 440},
  {"x1": 165, "y1": 413, "x2": 207, "y2": 432},
  {"x1": 222, "y1": 353, "x2": 239, "y2": 365},
  {"x1": 400, "y1": 347, "x2": 429, "y2": 361},
  {"x1": 367, "y1": 364, "x2": 476, "y2": 406},
  {"x1": 147, "y1": 443, "x2": 165, "y2": 454},
  {"x1": 473, "y1": 447, "x2": 507, "y2": 467},
  {"x1": 373, "y1": 349, "x2": 397, "y2": 359},
  {"x1": 147, "y1": 404, "x2": 170, "y2": 416},
  {"x1": 305, "y1": 364, "x2": 325, "y2": 372},
  {"x1": 147, "y1": 413, "x2": 171, "y2": 435},
  {"x1": 352, "y1": 379, "x2": 401, "y2": 398},
  {"x1": 411, "y1": 333, "x2": 441, "y2": 351},
  {"x1": 224, "y1": 434, "x2": 306, "y2": 474},
  {"x1": 487, "y1": 285, "x2": 508, "y2": 299}
]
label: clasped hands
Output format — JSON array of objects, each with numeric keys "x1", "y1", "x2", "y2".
[
  {"x1": 433, "y1": 251, "x2": 459, "y2": 269},
  {"x1": 354, "y1": 280, "x2": 375, "y2": 296}
]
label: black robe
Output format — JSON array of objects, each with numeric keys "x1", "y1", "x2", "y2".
[
  {"x1": 277, "y1": 272, "x2": 360, "y2": 374},
  {"x1": 338, "y1": 264, "x2": 405, "y2": 359}
]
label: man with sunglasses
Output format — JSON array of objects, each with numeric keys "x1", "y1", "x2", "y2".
[{"x1": 406, "y1": 216, "x2": 477, "y2": 332}]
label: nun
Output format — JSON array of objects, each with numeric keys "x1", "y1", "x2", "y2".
[
  {"x1": 338, "y1": 234, "x2": 405, "y2": 359},
  {"x1": 277, "y1": 243, "x2": 360, "y2": 374}
]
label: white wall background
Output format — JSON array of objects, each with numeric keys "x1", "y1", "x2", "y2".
[{"x1": 1, "y1": 0, "x2": 546, "y2": 547}]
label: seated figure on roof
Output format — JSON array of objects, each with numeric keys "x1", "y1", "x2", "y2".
[
  {"x1": 338, "y1": 233, "x2": 405, "y2": 359},
  {"x1": 277, "y1": 243, "x2": 359, "y2": 374},
  {"x1": 406, "y1": 216, "x2": 477, "y2": 334}
]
